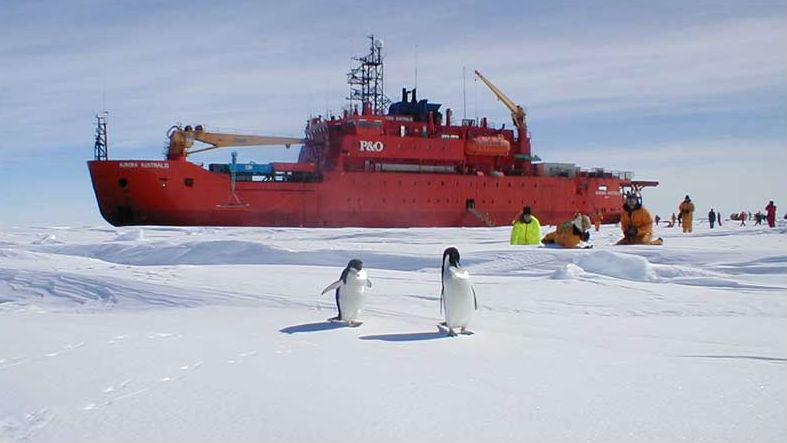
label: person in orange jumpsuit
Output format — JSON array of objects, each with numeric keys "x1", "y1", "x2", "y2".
[
  {"x1": 678, "y1": 195, "x2": 695, "y2": 233},
  {"x1": 542, "y1": 213, "x2": 592, "y2": 248},
  {"x1": 616, "y1": 193, "x2": 663, "y2": 245},
  {"x1": 592, "y1": 210, "x2": 603, "y2": 232}
]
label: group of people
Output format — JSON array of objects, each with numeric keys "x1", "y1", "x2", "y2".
[
  {"x1": 729, "y1": 202, "x2": 778, "y2": 227},
  {"x1": 510, "y1": 206, "x2": 594, "y2": 249},
  {"x1": 510, "y1": 192, "x2": 664, "y2": 248}
]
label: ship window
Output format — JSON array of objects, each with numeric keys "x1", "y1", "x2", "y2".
[
  {"x1": 184, "y1": 178, "x2": 194, "y2": 187},
  {"x1": 118, "y1": 178, "x2": 128, "y2": 188},
  {"x1": 358, "y1": 120, "x2": 382, "y2": 129},
  {"x1": 466, "y1": 199, "x2": 475, "y2": 209}
]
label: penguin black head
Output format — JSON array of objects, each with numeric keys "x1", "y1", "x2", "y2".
[
  {"x1": 347, "y1": 259, "x2": 363, "y2": 271},
  {"x1": 442, "y1": 247, "x2": 461, "y2": 268},
  {"x1": 340, "y1": 259, "x2": 364, "y2": 283}
]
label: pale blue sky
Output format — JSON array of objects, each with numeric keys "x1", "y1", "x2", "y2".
[{"x1": 1, "y1": 0, "x2": 785, "y2": 226}]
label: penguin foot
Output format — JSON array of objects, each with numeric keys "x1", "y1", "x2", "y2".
[
  {"x1": 460, "y1": 328, "x2": 474, "y2": 336},
  {"x1": 347, "y1": 321, "x2": 363, "y2": 328},
  {"x1": 447, "y1": 329, "x2": 458, "y2": 337}
]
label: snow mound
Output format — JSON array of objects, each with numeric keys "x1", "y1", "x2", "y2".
[
  {"x1": 113, "y1": 229, "x2": 145, "y2": 242},
  {"x1": 38, "y1": 239, "x2": 438, "y2": 270},
  {"x1": 551, "y1": 263, "x2": 585, "y2": 280},
  {"x1": 31, "y1": 234, "x2": 61, "y2": 245},
  {"x1": 575, "y1": 250, "x2": 657, "y2": 282}
]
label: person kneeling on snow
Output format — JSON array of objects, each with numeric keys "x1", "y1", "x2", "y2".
[
  {"x1": 542, "y1": 213, "x2": 592, "y2": 249},
  {"x1": 616, "y1": 193, "x2": 663, "y2": 246},
  {"x1": 510, "y1": 206, "x2": 541, "y2": 245}
]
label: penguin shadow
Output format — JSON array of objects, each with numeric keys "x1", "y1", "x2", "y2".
[
  {"x1": 279, "y1": 322, "x2": 348, "y2": 334},
  {"x1": 359, "y1": 331, "x2": 447, "y2": 342}
]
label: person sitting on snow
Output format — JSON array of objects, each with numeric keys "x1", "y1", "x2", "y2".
[
  {"x1": 510, "y1": 206, "x2": 542, "y2": 245},
  {"x1": 542, "y1": 213, "x2": 592, "y2": 249},
  {"x1": 616, "y1": 193, "x2": 663, "y2": 245}
]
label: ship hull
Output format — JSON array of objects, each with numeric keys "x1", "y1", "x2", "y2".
[{"x1": 88, "y1": 160, "x2": 624, "y2": 227}]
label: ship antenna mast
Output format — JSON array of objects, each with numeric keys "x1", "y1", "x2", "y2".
[
  {"x1": 94, "y1": 112, "x2": 109, "y2": 161},
  {"x1": 347, "y1": 35, "x2": 390, "y2": 114}
]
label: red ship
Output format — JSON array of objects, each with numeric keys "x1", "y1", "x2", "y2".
[{"x1": 88, "y1": 37, "x2": 656, "y2": 228}]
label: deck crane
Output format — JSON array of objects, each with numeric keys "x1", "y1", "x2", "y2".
[
  {"x1": 167, "y1": 124, "x2": 304, "y2": 160},
  {"x1": 474, "y1": 70, "x2": 526, "y2": 131},
  {"x1": 474, "y1": 70, "x2": 536, "y2": 169}
]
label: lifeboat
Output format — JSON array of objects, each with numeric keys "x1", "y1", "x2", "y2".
[{"x1": 465, "y1": 136, "x2": 511, "y2": 156}]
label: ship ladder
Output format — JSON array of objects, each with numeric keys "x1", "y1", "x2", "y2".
[{"x1": 468, "y1": 207, "x2": 495, "y2": 227}]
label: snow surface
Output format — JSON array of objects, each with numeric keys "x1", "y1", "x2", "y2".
[{"x1": 1, "y1": 222, "x2": 785, "y2": 442}]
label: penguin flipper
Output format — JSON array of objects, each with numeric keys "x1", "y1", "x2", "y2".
[
  {"x1": 320, "y1": 280, "x2": 342, "y2": 295},
  {"x1": 440, "y1": 288, "x2": 444, "y2": 315},
  {"x1": 366, "y1": 279, "x2": 373, "y2": 288},
  {"x1": 472, "y1": 286, "x2": 478, "y2": 310}
]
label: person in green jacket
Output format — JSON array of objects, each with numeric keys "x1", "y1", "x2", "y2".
[{"x1": 510, "y1": 206, "x2": 542, "y2": 245}]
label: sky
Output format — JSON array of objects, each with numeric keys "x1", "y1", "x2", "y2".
[{"x1": 1, "y1": 0, "x2": 785, "y2": 226}]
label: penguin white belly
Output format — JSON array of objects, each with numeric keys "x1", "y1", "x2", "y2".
[
  {"x1": 339, "y1": 274, "x2": 368, "y2": 322},
  {"x1": 443, "y1": 269, "x2": 474, "y2": 329}
]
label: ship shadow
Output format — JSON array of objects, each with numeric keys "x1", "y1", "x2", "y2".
[
  {"x1": 280, "y1": 321, "x2": 346, "y2": 334},
  {"x1": 359, "y1": 331, "x2": 447, "y2": 342}
]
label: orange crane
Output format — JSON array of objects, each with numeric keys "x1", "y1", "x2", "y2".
[
  {"x1": 167, "y1": 124, "x2": 304, "y2": 159},
  {"x1": 474, "y1": 70, "x2": 526, "y2": 132}
]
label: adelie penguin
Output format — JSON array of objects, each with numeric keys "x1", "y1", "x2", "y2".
[
  {"x1": 439, "y1": 247, "x2": 478, "y2": 336},
  {"x1": 320, "y1": 259, "x2": 373, "y2": 327}
]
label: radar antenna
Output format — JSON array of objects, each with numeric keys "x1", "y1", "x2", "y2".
[{"x1": 347, "y1": 35, "x2": 390, "y2": 114}]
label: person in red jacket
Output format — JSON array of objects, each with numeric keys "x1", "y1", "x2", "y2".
[{"x1": 765, "y1": 201, "x2": 777, "y2": 228}]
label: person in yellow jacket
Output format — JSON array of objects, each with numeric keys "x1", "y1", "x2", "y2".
[
  {"x1": 679, "y1": 195, "x2": 695, "y2": 233},
  {"x1": 510, "y1": 206, "x2": 542, "y2": 245},
  {"x1": 616, "y1": 193, "x2": 664, "y2": 245},
  {"x1": 542, "y1": 213, "x2": 592, "y2": 249}
]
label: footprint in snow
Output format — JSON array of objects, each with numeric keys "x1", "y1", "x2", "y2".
[
  {"x1": 107, "y1": 335, "x2": 126, "y2": 344},
  {"x1": 0, "y1": 357, "x2": 27, "y2": 369},
  {"x1": 146, "y1": 332, "x2": 181, "y2": 339}
]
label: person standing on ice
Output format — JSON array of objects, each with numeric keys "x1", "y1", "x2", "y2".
[
  {"x1": 708, "y1": 209, "x2": 717, "y2": 229},
  {"x1": 320, "y1": 259, "x2": 372, "y2": 326},
  {"x1": 739, "y1": 210, "x2": 746, "y2": 226},
  {"x1": 510, "y1": 206, "x2": 542, "y2": 245},
  {"x1": 717, "y1": 210, "x2": 722, "y2": 226},
  {"x1": 616, "y1": 193, "x2": 663, "y2": 245},
  {"x1": 592, "y1": 210, "x2": 603, "y2": 232},
  {"x1": 679, "y1": 195, "x2": 695, "y2": 233},
  {"x1": 542, "y1": 213, "x2": 592, "y2": 248},
  {"x1": 654, "y1": 214, "x2": 661, "y2": 226},
  {"x1": 765, "y1": 201, "x2": 777, "y2": 228},
  {"x1": 440, "y1": 247, "x2": 477, "y2": 337}
]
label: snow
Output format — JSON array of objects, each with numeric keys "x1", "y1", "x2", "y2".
[
  {"x1": 575, "y1": 250, "x2": 657, "y2": 282},
  {"x1": 1, "y1": 222, "x2": 785, "y2": 442}
]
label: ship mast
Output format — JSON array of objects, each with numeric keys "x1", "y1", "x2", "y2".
[{"x1": 347, "y1": 35, "x2": 390, "y2": 115}]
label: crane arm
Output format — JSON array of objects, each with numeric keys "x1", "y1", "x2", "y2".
[
  {"x1": 474, "y1": 70, "x2": 526, "y2": 131},
  {"x1": 167, "y1": 125, "x2": 304, "y2": 158}
]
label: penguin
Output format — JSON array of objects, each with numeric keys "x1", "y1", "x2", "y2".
[
  {"x1": 440, "y1": 247, "x2": 477, "y2": 336},
  {"x1": 320, "y1": 259, "x2": 372, "y2": 326}
]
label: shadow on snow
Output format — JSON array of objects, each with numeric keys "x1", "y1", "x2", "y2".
[
  {"x1": 279, "y1": 321, "x2": 347, "y2": 334},
  {"x1": 359, "y1": 331, "x2": 447, "y2": 342}
]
